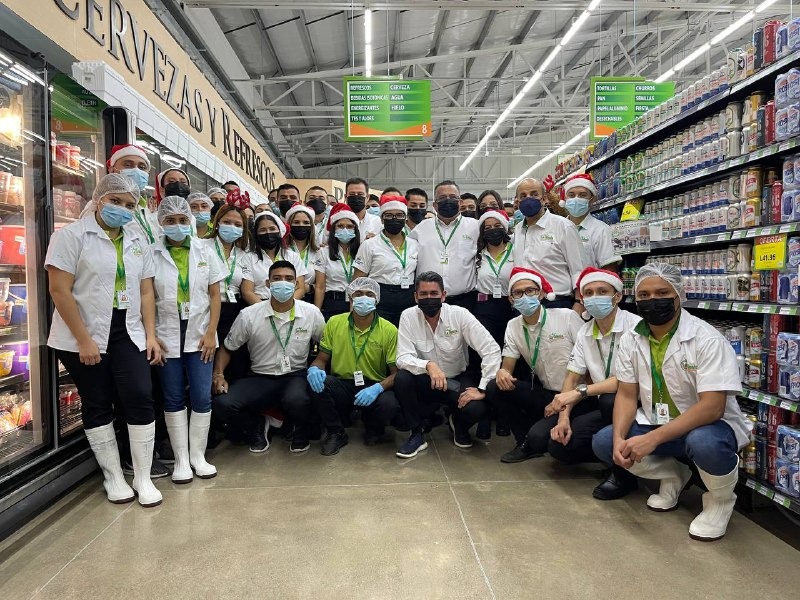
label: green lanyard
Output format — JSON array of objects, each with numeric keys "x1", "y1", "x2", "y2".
[
  {"x1": 522, "y1": 307, "x2": 547, "y2": 371},
  {"x1": 134, "y1": 207, "x2": 155, "y2": 244},
  {"x1": 349, "y1": 314, "x2": 378, "y2": 366},
  {"x1": 269, "y1": 306, "x2": 296, "y2": 353},
  {"x1": 215, "y1": 239, "x2": 237, "y2": 287},
  {"x1": 484, "y1": 243, "x2": 513, "y2": 278},
  {"x1": 435, "y1": 216, "x2": 461, "y2": 249},
  {"x1": 339, "y1": 251, "x2": 354, "y2": 283},
  {"x1": 177, "y1": 267, "x2": 190, "y2": 298},
  {"x1": 299, "y1": 245, "x2": 310, "y2": 267},
  {"x1": 380, "y1": 233, "x2": 407, "y2": 268},
  {"x1": 650, "y1": 348, "x2": 667, "y2": 404},
  {"x1": 595, "y1": 332, "x2": 617, "y2": 379}
]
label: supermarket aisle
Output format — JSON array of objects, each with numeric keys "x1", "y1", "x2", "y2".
[{"x1": 1, "y1": 427, "x2": 799, "y2": 600}]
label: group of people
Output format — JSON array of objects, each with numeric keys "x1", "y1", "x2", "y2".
[{"x1": 46, "y1": 143, "x2": 752, "y2": 542}]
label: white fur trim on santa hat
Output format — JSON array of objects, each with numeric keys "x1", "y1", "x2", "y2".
[
  {"x1": 285, "y1": 203, "x2": 315, "y2": 223},
  {"x1": 108, "y1": 144, "x2": 150, "y2": 170},
  {"x1": 509, "y1": 271, "x2": 556, "y2": 301},
  {"x1": 255, "y1": 211, "x2": 286, "y2": 238},
  {"x1": 562, "y1": 174, "x2": 597, "y2": 198},
  {"x1": 478, "y1": 209, "x2": 509, "y2": 229},
  {"x1": 579, "y1": 271, "x2": 623, "y2": 293},
  {"x1": 328, "y1": 207, "x2": 358, "y2": 227},
  {"x1": 380, "y1": 199, "x2": 407, "y2": 214}
]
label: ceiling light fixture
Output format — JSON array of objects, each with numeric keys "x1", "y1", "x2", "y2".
[
  {"x1": 364, "y1": 9, "x2": 373, "y2": 77},
  {"x1": 459, "y1": 0, "x2": 603, "y2": 172}
]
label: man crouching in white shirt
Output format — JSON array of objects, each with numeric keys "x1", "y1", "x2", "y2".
[
  {"x1": 394, "y1": 271, "x2": 501, "y2": 458},
  {"x1": 592, "y1": 263, "x2": 752, "y2": 541}
]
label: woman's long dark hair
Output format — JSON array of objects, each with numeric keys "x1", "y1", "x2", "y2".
[
  {"x1": 253, "y1": 212, "x2": 288, "y2": 260},
  {"x1": 328, "y1": 218, "x2": 361, "y2": 261},
  {"x1": 210, "y1": 204, "x2": 250, "y2": 250},
  {"x1": 476, "y1": 217, "x2": 510, "y2": 269},
  {"x1": 478, "y1": 190, "x2": 502, "y2": 212}
]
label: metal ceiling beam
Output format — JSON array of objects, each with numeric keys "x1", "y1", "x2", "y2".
[
  {"x1": 423, "y1": 10, "x2": 450, "y2": 78},
  {"x1": 294, "y1": 9, "x2": 332, "y2": 114}
]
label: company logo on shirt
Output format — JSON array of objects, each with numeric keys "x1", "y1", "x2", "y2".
[
  {"x1": 444, "y1": 327, "x2": 459, "y2": 337},
  {"x1": 539, "y1": 233, "x2": 555, "y2": 242},
  {"x1": 461, "y1": 234, "x2": 473, "y2": 241},
  {"x1": 680, "y1": 358, "x2": 698, "y2": 372},
  {"x1": 580, "y1": 234, "x2": 590, "y2": 243},
  {"x1": 198, "y1": 260, "x2": 209, "y2": 268},
  {"x1": 295, "y1": 327, "x2": 309, "y2": 335},
  {"x1": 548, "y1": 332, "x2": 565, "y2": 342},
  {"x1": 131, "y1": 245, "x2": 143, "y2": 256}
]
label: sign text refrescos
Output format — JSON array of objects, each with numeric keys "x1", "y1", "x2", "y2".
[{"x1": 344, "y1": 77, "x2": 432, "y2": 142}]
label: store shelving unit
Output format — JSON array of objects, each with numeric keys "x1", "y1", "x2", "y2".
[
  {"x1": 739, "y1": 386, "x2": 799, "y2": 413},
  {"x1": 743, "y1": 476, "x2": 800, "y2": 515}
]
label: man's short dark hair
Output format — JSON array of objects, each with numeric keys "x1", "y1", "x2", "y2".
[
  {"x1": 369, "y1": 194, "x2": 379, "y2": 203},
  {"x1": 307, "y1": 185, "x2": 327, "y2": 195},
  {"x1": 268, "y1": 260, "x2": 296, "y2": 277},
  {"x1": 460, "y1": 193, "x2": 478, "y2": 202},
  {"x1": 434, "y1": 180, "x2": 460, "y2": 197},
  {"x1": 405, "y1": 188, "x2": 428, "y2": 201},
  {"x1": 269, "y1": 188, "x2": 278, "y2": 196},
  {"x1": 224, "y1": 180, "x2": 238, "y2": 187},
  {"x1": 415, "y1": 271, "x2": 445, "y2": 292},
  {"x1": 277, "y1": 183, "x2": 300, "y2": 195},
  {"x1": 345, "y1": 177, "x2": 369, "y2": 192},
  {"x1": 382, "y1": 186, "x2": 402, "y2": 195}
]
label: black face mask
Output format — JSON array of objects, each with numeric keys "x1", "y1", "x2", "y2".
[
  {"x1": 307, "y1": 199, "x2": 327, "y2": 215},
  {"x1": 636, "y1": 297, "x2": 678, "y2": 326},
  {"x1": 407, "y1": 208, "x2": 427, "y2": 224},
  {"x1": 347, "y1": 195, "x2": 366, "y2": 213},
  {"x1": 290, "y1": 225, "x2": 311, "y2": 241},
  {"x1": 417, "y1": 297, "x2": 443, "y2": 318},
  {"x1": 461, "y1": 210, "x2": 476, "y2": 219},
  {"x1": 383, "y1": 218, "x2": 406, "y2": 235},
  {"x1": 278, "y1": 200, "x2": 294, "y2": 216},
  {"x1": 164, "y1": 181, "x2": 190, "y2": 198},
  {"x1": 437, "y1": 199, "x2": 459, "y2": 218},
  {"x1": 483, "y1": 228, "x2": 507, "y2": 246},
  {"x1": 257, "y1": 232, "x2": 282, "y2": 250}
]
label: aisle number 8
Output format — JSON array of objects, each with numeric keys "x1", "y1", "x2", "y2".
[{"x1": 422, "y1": 124, "x2": 427, "y2": 134}]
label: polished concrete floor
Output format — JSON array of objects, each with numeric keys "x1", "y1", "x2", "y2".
[{"x1": 2, "y1": 426, "x2": 799, "y2": 600}]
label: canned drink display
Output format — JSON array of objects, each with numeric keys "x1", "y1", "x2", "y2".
[
  {"x1": 728, "y1": 49, "x2": 740, "y2": 82},
  {"x1": 778, "y1": 23, "x2": 791, "y2": 59},
  {"x1": 794, "y1": 189, "x2": 800, "y2": 221},
  {"x1": 789, "y1": 103, "x2": 800, "y2": 137},
  {"x1": 782, "y1": 191, "x2": 795, "y2": 222},
  {"x1": 776, "y1": 107, "x2": 790, "y2": 140},
  {"x1": 737, "y1": 243, "x2": 753, "y2": 272},
  {"x1": 741, "y1": 125, "x2": 752, "y2": 154},
  {"x1": 788, "y1": 235, "x2": 800, "y2": 267},
  {"x1": 727, "y1": 201, "x2": 742, "y2": 230},
  {"x1": 789, "y1": 18, "x2": 800, "y2": 52},
  {"x1": 746, "y1": 45, "x2": 756, "y2": 78},
  {"x1": 750, "y1": 272, "x2": 762, "y2": 302},
  {"x1": 765, "y1": 19, "x2": 782, "y2": 64},
  {"x1": 736, "y1": 273, "x2": 751, "y2": 300},
  {"x1": 754, "y1": 26, "x2": 765, "y2": 71},
  {"x1": 745, "y1": 167, "x2": 763, "y2": 198},
  {"x1": 777, "y1": 270, "x2": 800, "y2": 304},
  {"x1": 783, "y1": 156, "x2": 795, "y2": 188},
  {"x1": 737, "y1": 49, "x2": 748, "y2": 82},
  {"x1": 744, "y1": 198, "x2": 760, "y2": 227},
  {"x1": 771, "y1": 182, "x2": 784, "y2": 224},
  {"x1": 776, "y1": 73, "x2": 789, "y2": 108},
  {"x1": 756, "y1": 105, "x2": 767, "y2": 148},
  {"x1": 726, "y1": 101, "x2": 742, "y2": 129},
  {"x1": 765, "y1": 100, "x2": 776, "y2": 145}
]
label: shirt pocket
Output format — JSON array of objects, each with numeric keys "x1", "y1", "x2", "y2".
[
  {"x1": 415, "y1": 338, "x2": 435, "y2": 360},
  {"x1": 288, "y1": 327, "x2": 313, "y2": 360}
]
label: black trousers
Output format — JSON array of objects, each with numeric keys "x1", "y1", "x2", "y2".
[
  {"x1": 58, "y1": 309, "x2": 154, "y2": 429},
  {"x1": 473, "y1": 295, "x2": 513, "y2": 348},
  {"x1": 446, "y1": 290, "x2": 477, "y2": 313},
  {"x1": 212, "y1": 371, "x2": 311, "y2": 440},
  {"x1": 322, "y1": 291, "x2": 350, "y2": 321},
  {"x1": 311, "y1": 376, "x2": 398, "y2": 433},
  {"x1": 486, "y1": 378, "x2": 554, "y2": 445},
  {"x1": 526, "y1": 394, "x2": 607, "y2": 461},
  {"x1": 218, "y1": 300, "x2": 251, "y2": 382},
  {"x1": 395, "y1": 370, "x2": 484, "y2": 433},
  {"x1": 377, "y1": 284, "x2": 414, "y2": 327}
]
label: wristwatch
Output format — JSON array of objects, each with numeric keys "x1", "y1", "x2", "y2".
[{"x1": 575, "y1": 384, "x2": 588, "y2": 399}]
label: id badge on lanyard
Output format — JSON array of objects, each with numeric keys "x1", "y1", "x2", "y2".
[
  {"x1": 180, "y1": 302, "x2": 190, "y2": 320},
  {"x1": 116, "y1": 290, "x2": 131, "y2": 309}
]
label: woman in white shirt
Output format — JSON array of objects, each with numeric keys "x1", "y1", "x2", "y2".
[
  {"x1": 285, "y1": 203, "x2": 321, "y2": 303},
  {"x1": 353, "y1": 194, "x2": 418, "y2": 326},
  {"x1": 46, "y1": 174, "x2": 163, "y2": 508},
  {"x1": 314, "y1": 203, "x2": 361, "y2": 320},
  {"x1": 474, "y1": 209, "x2": 515, "y2": 347},
  {"x1": 152, "y1": 196, "x2": 223, "y2": 485},
  {"x1": 241, "y1": 212, "x2": 306, "y2": 304}
]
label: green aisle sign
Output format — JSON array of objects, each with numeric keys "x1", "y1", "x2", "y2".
[
  {"x1": 344, "y1": 77, "x2": 432, "y2": 141},
  {"x1": 590, "y1": 77, "x2": 675, "y2": 140}
]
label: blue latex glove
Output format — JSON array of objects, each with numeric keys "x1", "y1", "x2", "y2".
[
  {"x1": 354, "y1": 383, "x2": 383, "y2": 407},
  {"x1": 307, "y1": 366, "x2": 326, "y2": 393}
]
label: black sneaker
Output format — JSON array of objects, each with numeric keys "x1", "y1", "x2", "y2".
[
  {"x1": 320, "y1": 430, "x2": 349, "y2": 456},
  {"x1": 500, "y1": 441, "x2": 539, "y2": 463},
  {"x1": 364, "y1": 426, "x2": 385, "y2": 446},
  {"x1": 593, "y1": 468, "x2": 639, "y2": 500},
  {"x1": 123, "y1": 458, "x2": 170, "y2": 479},
  {"x1": 396, "y1": 432, "x2": 427, "y2": 458},
  {"x1": 250, "y1": 416, "x2": 268, "y2": 453},
  {"x1": 449, "y1": 415, "x2": 473, "y2": 449},
  {"x1": 495, "y1": 424, "x2": 511, "y2": 437},
  {"x1": 290, "y1": 438, "x2": 310, "y2": 453},
  {"x1": 475, "y1": 419, "x2": 491, "y2": 442}
]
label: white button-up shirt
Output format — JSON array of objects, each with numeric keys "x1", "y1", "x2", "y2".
[
  {"x1": 46, "y1": 213, "x2": 156, "y2": 353},
  {"x1": 245, "y1": 248, "x2": 308, "y2": 299},
  {"x1": 224, "y1": 299, "x2": 325, "y2": 375},
  {"x1": 396, "y1": 303, "x2": 501, "y2": 389},
  {"x1": 359, "y1": 212, "x2": 383, "y2": 240},
  {"x1": 409, "y1": 215, "x2": 479, "y2": 296},
  {"x1": 290, "y1": 243, "x2": 319, "y2": 288},
  {"x1": 476, "y1": 244, "x2": 514, "y2": 296},
  {"x1": 314, "y1": 248, "x2": 355, "y2": 292},
  {"x1": 502, "y1": 307, "x2": 584, "y2": 392},
  {"x1": 511, "y1": 211, "x2": 587, "y2": 297},
  {"x1": 615, "y1": 308, "x2": 752, "y2": 448},
  {"x1": 576, "y1": 213, "x2": 622, "y2": 268},
  {"x1": 353, "y1": 233, "x2": 419, "y2": 285},
  {"x1": 567, "y1": 308, "x2": 641, "y2": 383},
  {"x1": 204, "y1": 239, "x2": 253, "y2": 301}
]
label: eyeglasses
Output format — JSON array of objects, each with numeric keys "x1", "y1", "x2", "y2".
[
  {"x1": 383, "y1": 213, "x2": 405, "y2": 220},
  {"x1": 510, "y1": 287, "x2": 540, "y2": 299}
]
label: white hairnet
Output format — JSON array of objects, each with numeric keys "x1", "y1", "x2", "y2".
[
  {"x1": 158, "y1": 196, "x2": 192, "y2": 224},
  {"x1": 635, "y1": 262, "x2": 685, "y2": 303},
  {"x1": 347, "y1": 277, "x2": 381, "y2": 304},
  {"x1": 187, "y1": 192, "x2": 214, "y2": 209},
  {"x1": 92, "y1": 172, "x2": 140, "y2": 204},
  {"x1": 207, "y1": 187, "x2": 226, "y2": 197}
]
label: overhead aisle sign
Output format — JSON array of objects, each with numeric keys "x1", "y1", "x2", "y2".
[
  {"x1": 590, "y1": 77, "x2": 675, "y2": 140},
  {"x1": 344, "y1": 77, "x2": 432, "y2": 141}
]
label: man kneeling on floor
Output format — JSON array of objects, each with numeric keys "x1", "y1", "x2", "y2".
[
  {"x1": 592, "y1": 262, "x2": 752, "y2": 541},
  {"x1": 306, "y1": 277, "x2": 399, "y2": 456},
  {"x1": 212, "y1": 260, "x2": 325, "y2": 453},
  {"x1": 394, "y1": 271, "x2": 501, "y2": 458}
]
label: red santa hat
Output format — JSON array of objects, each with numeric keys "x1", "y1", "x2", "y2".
[
  {"x1": 379, "y1": 194, "x2": 408, "y2": 215},
  {"x1": 509, "y1": 267, "x2": 556, "y2": 301},
  {"x1": 576, "y1": 266, "x2": 623, "y2": 294},
  {"x1": 478, "y1": 209, "x2": 510, "y2": 229},
  {"x1": 255, "y1": 211, "x2": 287, "y2": 238},
  {"x1": 155, "y1": 168, "x2": 190, "y2": 203},
  {"x1": 106, "y1": 144, "x2": 150, "y2": 172},
  {"x1": 285, "y1": 202, "x2": 315, "y2": 223},
  {"x1": 327, "y1": 202, "x2": 358, "y2": 230},
  {"x1": 559, "y1": 173, "x2": 597, "y2": 206}
]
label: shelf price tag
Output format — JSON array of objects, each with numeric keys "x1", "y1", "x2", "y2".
[
  {"x1": 780, "y1": 400, "x2": 794, "y2": 410},
  {"x1": 747, "y1": 304, "x2": 759, "y2": 313},
  {"x1": 746, "y1": 478, "x2": 757, "y2": 490},
  {"x1": 773, "y1": 493, "x2": 790, "y2": 508},
  {"x1": 754, "y1": 233, "x2": 787, "y2": 271}
]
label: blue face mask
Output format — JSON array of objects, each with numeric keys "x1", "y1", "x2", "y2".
[
  {"x1": 519, "y1": 198, "x2": 542, "y2": 217},
  {"x1": 194, "y1": 211, "x2": 211, "y2": 224},
  {"x1": 565, "y1": 198, "x2": 590, "y2": 217},
  {"x1": 217, "y1": 224, "x2": 243, "y2": 244},
  {"x1": 513, "y1": 294, "x2": 541, "y2": 317},
  {"x1": 120, "y1": 168, "x2": 148, "y2": 193},
  {"x1": 513, "y1": 209, "x2": 523, "y2": 223},
  {"x1": 99, "y1": 202, "x2": 134, "y2": 229},
  {"x1": 335, "y1": 228, "x2": 356, "y2": 243},
  {"x1": 270, "y1": 280, "x2": 295, "y2": 303},
  {"x1": 583, "y1": 295, "x2": 616, "y2": 320},
  {"x1": 163, "y1": 224, "x2": 192, "y2": 242},
  {"x1": 352, "y1": 296, "x2": 377, "y2": 316},
  {"x1": 367, "y1": 206, "x2": 380, "y2": 216}
]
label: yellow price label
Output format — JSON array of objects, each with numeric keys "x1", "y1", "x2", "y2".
[{"x1": 754, "y1": 234, "x2": 787, "y2": 271}]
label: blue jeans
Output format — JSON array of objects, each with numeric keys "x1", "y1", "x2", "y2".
[
  {"x1": 592, "y1": 421, "x2": 739, "y2": 476},
  {"x1": 160, "y1": 351, "x2": 213, "y2": 414}
]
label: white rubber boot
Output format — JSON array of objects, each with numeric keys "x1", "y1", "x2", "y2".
[
  {"x1": 189, "y1": 411, "x2": 217, "y2": 479},
  {"x1": 628, "y1": 456, "x2": 692, "y2": 511},
  {"x1": 84, "y1": 423, "x2": 134, "y2": 504},
  {"x1": 689, "y1": 466, "x2": 739, "y2": 541},
  {"x1": 164, "y1": 409, "x2": 193, "y2": 484},
  {"x1": 127, "y1": 423, "x2": 163, "y2": 508}
]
